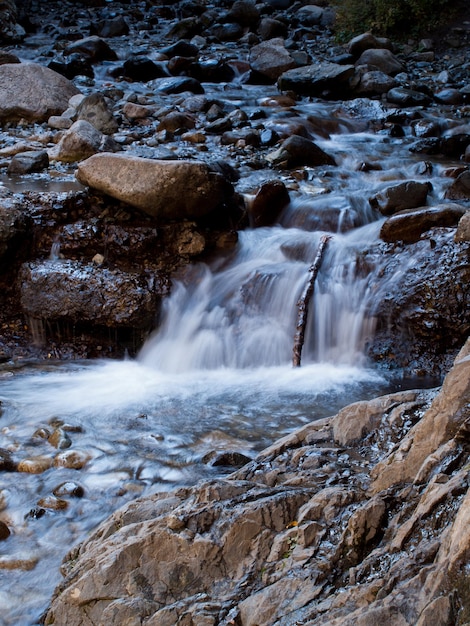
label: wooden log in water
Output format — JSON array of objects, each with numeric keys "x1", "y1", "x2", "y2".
[{"x1": 292, "y1": 234, "x2": 331, "y2": 367}]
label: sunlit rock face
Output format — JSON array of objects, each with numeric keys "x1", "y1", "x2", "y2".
[{"x1": 76, "y1": 153, "x2": 236, "y2": 221}]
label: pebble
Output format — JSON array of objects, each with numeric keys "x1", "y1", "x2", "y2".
[
  {"x1": 37, "y1": 496, "x2": 68, "y2": 511},
  {"x1": 54, "y1": 450, "x2": 91, "y2": 470}
]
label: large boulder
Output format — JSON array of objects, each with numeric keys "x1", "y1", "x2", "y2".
[
  {"x1": 368, "y1": 230, "x2": 470, "y2": 376},
  {"x1": 20, "y1": 260, "x2": 159, "y2": 329},
  {"x1": 0, "y1": 63, "x2": 80, "y2": 123},
  {"x1": 76, "y1": 153, "x2": 235, "y2": 220}
]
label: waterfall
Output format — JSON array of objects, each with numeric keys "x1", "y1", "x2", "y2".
[{"x1": 138, "y1": 209, "x2": 384, "y2": 372}]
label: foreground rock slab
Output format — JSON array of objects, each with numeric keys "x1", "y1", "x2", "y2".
[
  {"x1": 44, "y1": 339, "x2": 470, "y2": 626},
  {"x1": 76, "y1": 153, "x2": 235, "y2": 220},
  {"x1": 0, "y1": 63, "x2": 80, "y2": 122}
]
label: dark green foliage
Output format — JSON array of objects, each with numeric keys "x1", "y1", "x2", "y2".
[{"x1": 334, "y1": 0, "x2": 455, "y2": 40}]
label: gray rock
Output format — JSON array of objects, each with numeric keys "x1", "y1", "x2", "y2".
[
  {"x1": 266, "y1": 134, "x2": 336, "y2": 168},
  {"x1": 434, "y1": 88, "x2": 463, "y2": 104},
  {"x1": 356, "y1": 48, "x2": 404, "y2": 76},
  {"x1": 387, "y1": 87, "x2": 432, "y2": 106},
  {"x1": 249, "y1": 38, "x2": 297, "y2": 81},
  {"x1": 369, "y1": 180, "x2": 430, "y2": 216},
  {"x1": 226, "y1": 0, "x2": 260, "y2": 27},
  {"x1": 76, "y1": 153, "x2": 235, "y2": 220},
  {"x1": 295, "y1": 4, "x2": 325, "y2": 26},
  {"x1": 0, "y1": 63, "x2": 80, "y2": 123},
  {"x1": 152, "y1": 76, "x2": 204, "y2": 95},
  {"x1": 49, "y1": 120, "x2": 104, "y2": 163},
  {"x1": 64, "y1": 36, "x2": 118, "y2": 62},
  {"x1": 7, "y1": 150, "x2": 49, "y2": 175},
  {"x1": 278, "y1": 62, "x2": 355, "y2": 98},
  {"x1": 347, "y1": 32, "x2": 381, "y2": 57},
  {"x1": 76, "y1": 93, "x2": 118, "y2": 135},
  {"x1": 380, "y1": 203, "x2": 467, "y2": 243},
  {"x1": 445, "y1": 170, "x2": 470, "y2": 200},
  {"x1": 91, "y1": 16, "x2": 129, "y2": 38},
  {"x1": 257, "y1": 17, "x2": 288, "y2": 40},
  {"x1": 355, "y1": 70, "x2": 397, "y2": 95}
]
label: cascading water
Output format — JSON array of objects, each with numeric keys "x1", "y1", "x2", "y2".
[{"x1": 138, "y1": 199, "x2": 383, "y2": 372}]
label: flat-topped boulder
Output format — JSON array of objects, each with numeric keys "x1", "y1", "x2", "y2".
[
  {"x1": 76, "y1": 153, "x2": 235, "y2": 221},
  {"x1": 0, "y1": 63, "x2": 80, "y2": 123},
  {"x1": 20, "y1": 260, "x2": 160, "y2": 329},
  {"x1": 380, "y1": 203, "x2": 467, "y2": 243},
  {"x1": 277, "y1": 61, "x2": 355, "y2": 98}
]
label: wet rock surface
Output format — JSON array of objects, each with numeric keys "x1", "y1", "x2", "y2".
[{"x1": 45, "y1": 340, "x2": 470, "y2": 626}]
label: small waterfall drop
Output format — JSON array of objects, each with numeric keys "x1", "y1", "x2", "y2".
[{"x1": 139, "y1": 215, "x2": 384, "y2": 372}]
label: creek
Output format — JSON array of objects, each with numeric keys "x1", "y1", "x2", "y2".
[
  {"x1": 0, "y1": 104, "x2": 458, "y2": 624},
  {"x1": 0, "y1": 126, "x2": 447, "y2": 622},
  {"x1": 0, "y1": 11, "x2": 466, "y2": 625}
]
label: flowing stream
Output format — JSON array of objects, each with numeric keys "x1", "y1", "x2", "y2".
[{"x1": 0, "y1": 71, "x2": 460, "y2": 626}]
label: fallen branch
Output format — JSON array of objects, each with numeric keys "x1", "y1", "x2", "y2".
[{"x1": 292, "y1": 234, "x2": 331, "y2": 367}]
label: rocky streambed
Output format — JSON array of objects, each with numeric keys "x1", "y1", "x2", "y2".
[
  {"x1": 0, "y1": 0, "x2": 469, "y2": 625},
  {"x1": 0, "y1": 0, "x2": 467, "y2": 371}
]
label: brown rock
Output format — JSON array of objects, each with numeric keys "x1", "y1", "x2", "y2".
[
  {"x1": 380, "y1": 203, "x2": 467, "y2": 244},
  {"x1": 445, "y1": 170, "x2": 470, "y2": 200},
  {"x1": 455, "y1": 211, "x2": 470, "y2": 242},
  {"x1": 248, "y1": 180, "x2": 290, "y2": 227},
  {"x1": 0, "y1": 521, "x2": 10, "y2": 540},
  {"x1": 370, "y1": 338, "x2": 470, "y2": 492},
  {"x1": 18, "y1": 456, "x2": 53, "y2": 474},
  {"x1": 54, "y1": 450, "x2": 91, "y2": 470},
  {"x1": 76, "y1": 153, "x2": 235, "y2": 220},
  {"x1": 332, "y1": 391, "x2": 418, "y2": 446}
]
